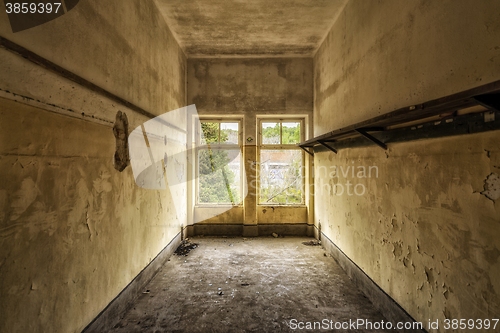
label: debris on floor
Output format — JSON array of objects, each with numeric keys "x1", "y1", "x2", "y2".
[
  {"x1": 106, "y1": 237, "x2": 390, "y2": 332},
  {"x1": 302, "y1": 240, "x2": 321, "y2": 246},
  {"x1": 174, "y1": 239, "x2": 199, "y2": 256},
  {"x1": 272, "y1": 233, "x2": 279, "y2": 238}
]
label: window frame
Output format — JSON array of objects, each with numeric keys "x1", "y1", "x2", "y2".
[
  {"x1": 195, "y1": 118, "x2": 244, "y2": 206},
  {"x1": 257, "y1": 118, "x2": 305, "y2": 206}
]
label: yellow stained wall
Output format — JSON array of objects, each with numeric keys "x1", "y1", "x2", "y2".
[
  {"x1": 187, "y1": 58, "x2": 314, "y2": 229},
  {"x1": 314, "y1": 0, "x2": 500, "y2": 330},
  {"x1": 0, "y1": 1, "x2": 187, "y2": 332}
]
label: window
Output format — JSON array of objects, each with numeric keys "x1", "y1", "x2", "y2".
[
  {"x1": 196, "y1": 120, "x2": 242, "y2": 205},
  {"x1": 259, "y1": 120, "x2": 304, "y2": 205}
]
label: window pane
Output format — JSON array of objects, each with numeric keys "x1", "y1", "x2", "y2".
[
  {"x1": 198, "y1": 148, "x2": 242, "y2": 204},
  {"x1": 220, "y1": 122, "x2": 239, "y2": 144},
  {"x1": 259, "y1": 149, "x2": 303, "y2": 205},
  {"x1": 200, "y1": 122, "x2": 219, "y2": 144},
  {"x1": 282, "y1": 122, "x2": 301, "y2": 144},
  {"x1": 262, "y1": 122, "x2": 280, "y2": 144}
]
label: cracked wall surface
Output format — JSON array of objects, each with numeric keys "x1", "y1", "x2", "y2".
[
  {"x1": 315, "y1": 135, "x2": 500, "y2": 328},
  {"x1": 481, "y1": 173, "x2": 500, "y2": 201},
  {"x1": 0, "y1": 1, "x2": 187, "y2": 332},
  {"x1": 314, "y1": 0, "x2": 500, "y2": 331}
]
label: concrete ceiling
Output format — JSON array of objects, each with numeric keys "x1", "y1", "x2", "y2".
[{"x1": 154, "y1": 0, "x2": 348, "y2": 57}]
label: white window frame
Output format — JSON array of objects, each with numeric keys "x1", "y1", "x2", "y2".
[
  {"x1": 257, "y1": 118, "x2": 305, "y2": 206},
  {"x1": 195, "y1": 118, "x2": 244, "y2": 206}
]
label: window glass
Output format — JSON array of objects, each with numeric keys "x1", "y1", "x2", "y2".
[
  {"x1": 198, "y1": 148, "x2": 242, "y2": 204},
  {"x1": 220, "y1": 122, "x2": 239, "y2": 144},
  {"x1": 282, "y1": 122, "x2": 300, "y2": 144},
  {"x1": 200, "y1": 122, "x2": 219, "y2": 145},
  {"x1": 259, "y1": 149, "x2": 303, "y2": 205},
  {"x1": 197, "y1": 120, "x2": 242, "y2": 205},
  {"x1": 262, "y1": 122, "x2": 280, "y2": 144}
]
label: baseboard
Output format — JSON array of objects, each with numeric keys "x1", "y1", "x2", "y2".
[
  {"x1": 257, "y1": 223, "x2": 309, "y2": 236},
  {"x1": 191, "y1": 224, "x2": 244, "y2": 236},
  {"x1": 320, "y1": 232, "x2": 427, "y2": 333},
  {"x1": 81, "y1": 232, "x2": 182, "y2": 333},
  {"x1": 243, "y1": 225, "x2": 258, "y2": 237},
  {"x1": 187, "y1": 223, "x2": 311, "y2": 237}
]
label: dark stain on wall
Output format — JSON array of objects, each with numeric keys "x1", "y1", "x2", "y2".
[
  {"x1": 113, "y1": 111, "x2": 129, "y2": 172},
  {"x1": 481, "y1": 173, "x2": 500, "y2": 201}
]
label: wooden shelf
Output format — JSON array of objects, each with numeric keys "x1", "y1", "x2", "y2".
[{"x1": 299, "y1": 80, "x2": 500, "y2": 155}]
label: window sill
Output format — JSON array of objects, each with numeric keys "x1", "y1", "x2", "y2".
[
  {"x1": 257, "y1": 204, "x2": 306, "y2": 207},
  {"x1": 195, "y1": 205, "x2": 243, "y2": 208}
]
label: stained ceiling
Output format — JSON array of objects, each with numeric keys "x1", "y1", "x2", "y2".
[{"x1": 154, "y1": 0, "x2": 348, "y2": 57}]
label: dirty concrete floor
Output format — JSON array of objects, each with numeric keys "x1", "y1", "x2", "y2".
[{"x1": 109, "y1": 237, "x2": 391, "y2": 332}]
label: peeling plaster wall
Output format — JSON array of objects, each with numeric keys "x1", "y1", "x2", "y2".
[
  {"x1": 0, "y1": 1, "x2": 186, "y2": 115},
  {"x1": 314, "y1": 0, "x2": 500, "y2": 330},
  {"x1": 314, "y1": 0, "x2": 500, "y2": 135},
  {"x1": 187, "y1": 58, "x2": 313, "y2": 230},
  {"x1": 0, "y1": 1, "x2": 187, "y2": 332},
  {"x1": 315, "y1": 135, "x2": 500, "y2": 327}
]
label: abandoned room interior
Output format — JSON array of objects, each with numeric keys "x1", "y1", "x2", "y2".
[{"x1": 1, "y1": 0, "x2": 499, "y2": 332}]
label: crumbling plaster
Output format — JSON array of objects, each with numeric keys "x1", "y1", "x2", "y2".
[
  {"x1": 1, "y1": 0, "x2": 499, "y2": 331},
  {"x1": 314, "y1": 0, "x2": 500, "y2": 135},
  {"x1": 0, "y1": 1, "x2": 187, "y2": 332},
  {"x1": 315, "y1": 134, "x2": 500, "y2": 327},
  {"x1": 314, "y1": 0, "x2": 500, "y2": 330}
]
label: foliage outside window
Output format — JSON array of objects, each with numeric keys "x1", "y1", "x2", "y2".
[
  {"x1": 259, "y1": 121, "x2": 304, "y2": 205},
  {"x1": 197, "y1": 121, "x2": 242, "y2": 205}
]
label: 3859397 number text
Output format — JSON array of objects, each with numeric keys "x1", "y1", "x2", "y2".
[{"x1": 5, "y1": 2, "x2": 62, "y2": 14}]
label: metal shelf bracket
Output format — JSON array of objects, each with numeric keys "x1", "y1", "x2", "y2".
[{"x1": 355, "y1": 128, "x2": 387, "y2": 150}]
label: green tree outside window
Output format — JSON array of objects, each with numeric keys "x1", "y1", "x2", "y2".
[{"x1": 198, "y1": 122, "x2": 241, "y2": 205}]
